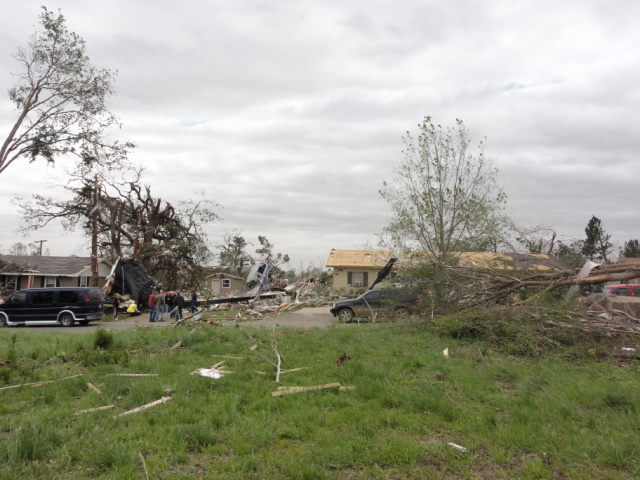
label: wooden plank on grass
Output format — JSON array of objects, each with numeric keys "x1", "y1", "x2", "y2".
[
  {"x1": 0, "y1": 374, "x2": 83, "y2": 391},
  {"x1": 87, "y1": 382, "x2": 102, "y2": 394},
  {"x1": 271, "y1": 382, "x2": 341, "y2": 397},
  {"x1": 74, "y1": 405, "x2": 115, "y2": 415},
  {"x1": 116, "y1": 396, "x2": 172, "y2": 417}
]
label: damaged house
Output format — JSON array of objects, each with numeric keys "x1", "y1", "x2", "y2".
[
  {"x1": 0, "y1": 255, "x2": 112, "y2": 296},
  {"x1": 326, "y1": 249, "x2": 566, "y2": 291},
  {"x1": 205, "y1": 272, "x2": 246, "y2": 297}
]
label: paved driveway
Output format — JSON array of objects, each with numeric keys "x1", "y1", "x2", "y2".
[
  {"x1": 221, "y1": 306, "x2": 337, "y2": 329},
  {"x1": 1, "y1": 307, "x2": 338, "y2": 334}
]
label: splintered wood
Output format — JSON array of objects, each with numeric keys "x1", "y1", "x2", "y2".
[
  {"x1": 271, "y1": 382, "x2": 342, "y2": 397},
  {"x1": 116, "y1": 396, "x2": 173, "y2": 417}
]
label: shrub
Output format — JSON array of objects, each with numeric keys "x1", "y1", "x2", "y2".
[{"x1": 93, "y1": 328, "x2": 114, "y2": 350}]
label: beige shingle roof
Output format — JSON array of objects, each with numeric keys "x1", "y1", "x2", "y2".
[
  {"x1": 326, "y1": 249, "x2": 565, "y2": 271},
  {"x1": 326, "y1": 249, "x2": 392, "y2": 268}
]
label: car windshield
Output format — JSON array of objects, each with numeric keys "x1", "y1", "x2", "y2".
[{"x1": 603, "y1": 286, "x2": 612, "y2": 293}]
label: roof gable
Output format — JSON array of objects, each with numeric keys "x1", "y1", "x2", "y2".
[
  {"x1": 0, "y1": 255, "x2": 112, "y2": 276},
  {"x1": 326, "y1": 249, "x2": 391, "y2": 268}
]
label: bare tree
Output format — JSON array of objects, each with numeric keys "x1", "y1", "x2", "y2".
[{"x1": 14, "y1": 166, "x2": 219, "y2": 287}]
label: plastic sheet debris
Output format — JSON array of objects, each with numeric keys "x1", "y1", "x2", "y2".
[{"x1": 191, "y1": 368, "x2": 223, "y2": 379}]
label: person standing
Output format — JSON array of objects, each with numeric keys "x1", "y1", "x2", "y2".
[
  {"x1": 173, "y1": 290, "x2": 184, "y2": 321},
  {"x1": 112, "y1": 294, "x2": 121, "y2": 320},
  {"x1": 157, "y1": 290, "x2": 166, "y2": 322},
  {"x1": 166, "y1": 291, "x2": 175, "y2": 319},
  {"x1": 190, "y1": 289, "x2": 198, "y2": 314},
  {"x1": 148, "y1": 290, "x2": 158, "y2": 323}
]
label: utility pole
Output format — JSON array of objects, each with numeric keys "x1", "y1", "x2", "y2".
[
  {"x1": 34, "y1": 240, "x2": 47, "y2": 255},
  {"x1": 91, "y1": 175, "x2": 100, "y2": 287}
]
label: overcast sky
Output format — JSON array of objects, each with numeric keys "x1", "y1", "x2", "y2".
[{"x1": 0, "y1": 1, "x2": 638, "y2": 269}]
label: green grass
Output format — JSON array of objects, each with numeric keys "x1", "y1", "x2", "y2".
[{"x1": 0, "y1": 320, "x2": 638, "y2": 479}]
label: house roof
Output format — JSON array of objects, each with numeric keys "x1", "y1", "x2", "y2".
[
  {"x1": 206, "y1": 272, "x2": 245, "y2": 281},
  {"x1": 326, "y1": 249, "x2": 391, "y2": 268},
  {"x1": 326, "y1": 249, "x2": 566, "y2": 271},
  {"x1": 0, "y1": 255, "x2": 112, "y2": 276}
]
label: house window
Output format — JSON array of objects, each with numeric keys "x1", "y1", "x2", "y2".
[
  {"x1": 348, "y1": 272, "x2": 368, "y2": 288},
  {"x1": 222, "y1": 279, "x2": 231, "y2": 288},
  {"x1": 79, "y1": 276, "x2": 89, "y2": 287},
  {"x1": 44, "y1": 276, "x2": 57, "y2": 288},
  {"x1": 1, "y1": 275, "x2": 17, "y2": 290}
]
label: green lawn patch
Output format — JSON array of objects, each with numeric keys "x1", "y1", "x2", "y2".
[{"x1": 0, "y1": 319, "x2": 638, "y2": 479}]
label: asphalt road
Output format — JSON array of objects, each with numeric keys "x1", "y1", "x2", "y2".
[{"x1": 2, "y1": 307, "x2": 339, "y2": 334}]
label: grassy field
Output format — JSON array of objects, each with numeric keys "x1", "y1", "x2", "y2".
[{"x1": 0, "y1": 315, "x2": 638, "y2": 479}]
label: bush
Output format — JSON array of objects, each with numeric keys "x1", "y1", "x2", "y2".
[{"x1": 93, "y1": 328, "x2": 114, "y2": 350}]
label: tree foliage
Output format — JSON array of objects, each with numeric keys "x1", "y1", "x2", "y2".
[
  {"x1": 620, "y1": 239, "x2": 640, "y2": 258},
  {"x1": 582, "y1": 216, "x2": 612, "y2": 263},
  {"x1": 14, "y1": 167, "x2": 219, "y2": 288},
  {"x1": 217, "y1": 231, "x2": 253, "y2": 276},
  {"x1": 0, "y1": 7, "x2": 133, "y2": 175},
  {"x1": 379, "y1": 116, "x2": 508, "y2": 266}
]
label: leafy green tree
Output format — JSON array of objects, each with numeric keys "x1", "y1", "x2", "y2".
[
  {"x1": 217, "y1": 231, "x2": 253, "y2": 276},
  {"x1": 555, "y1": 240, "x2": 586, "y2": 269},
  {"x1": 620, "y1": 239, "x2": 640, "y2": 258},
  {"x1": 379, "y1": 116, "x2": 508, "y2": 267},
  {"x1": 0, "y1": 7, "x2": 132, "y2": 175},
  {"x1": 582, "y1": 216, "x2": 612, "y2": 262}
]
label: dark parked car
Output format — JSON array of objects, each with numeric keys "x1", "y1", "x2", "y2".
[
  {"x1": 0, "y1": 287, "x2": 104, "y2": 327},
  {"x1": 330, "y1": 288, "x2": 420, "y2": 323}
]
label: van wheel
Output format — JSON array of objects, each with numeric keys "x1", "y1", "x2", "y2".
[
  {"x1": 60, "y1": 313, "x2": 74, "y2": 327},
  {"x1": 338, "y1": 308, "x2": 354, "y2": 323},
  {"x1": 394, "y1": 307, "x2": 409, "y2": 317},
  {"x1": 0, "y1": 316, "x2": 7, "y2": 328}
]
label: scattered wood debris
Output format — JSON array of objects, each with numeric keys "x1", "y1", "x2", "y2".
[
  {"x1": 87, "y1": 382, "x2": 102, "y2": 394},
  {"x1": 116, "y1": 396, "x2": 172, "y2": 417},
  {"x1": 74, "y1": 405, "x2": 115, "y2": 415},
  {"x1": 0, "y1": 374, "x2": 83, "y2": 391},
  {"x1": 272, "y1": 382, "x2": 342, "y2": 397},
  {"x1": 448, "y1": 442, "x2": 467, "y2": 452},
  {"x1": 169, "y1": 340, "x2": 183, "y2": 351}
]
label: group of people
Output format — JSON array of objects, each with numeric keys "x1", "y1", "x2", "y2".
[{"x1": 112, "y1": 289, "x2": 200, "y2": 323}]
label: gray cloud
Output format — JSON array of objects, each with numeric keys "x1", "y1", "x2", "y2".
[{"x1": 0, "y1": 0, "x2": 638, "y2": 266}]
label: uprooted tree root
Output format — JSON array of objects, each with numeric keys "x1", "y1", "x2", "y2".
[{"x1": 426, "y1": 304, "x2": 640, "y2": 360}]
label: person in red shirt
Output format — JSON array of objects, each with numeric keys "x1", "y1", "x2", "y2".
[{"x1": 148, "y1": 290, "x2": 158, "y2": 322}]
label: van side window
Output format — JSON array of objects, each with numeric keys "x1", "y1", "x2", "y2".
[
  {"x1": 633, "y1": 287, "x2": 640, "y2": 296},
  {"x1": 59, "y1": 291, "x2": 80, "y2": 304},
  {"x1": 10, "y1": 291, "x2": 27, "y2": 304},
  {"x1": 31, "y1": 291, "x2": 54, "y2": 305}
]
